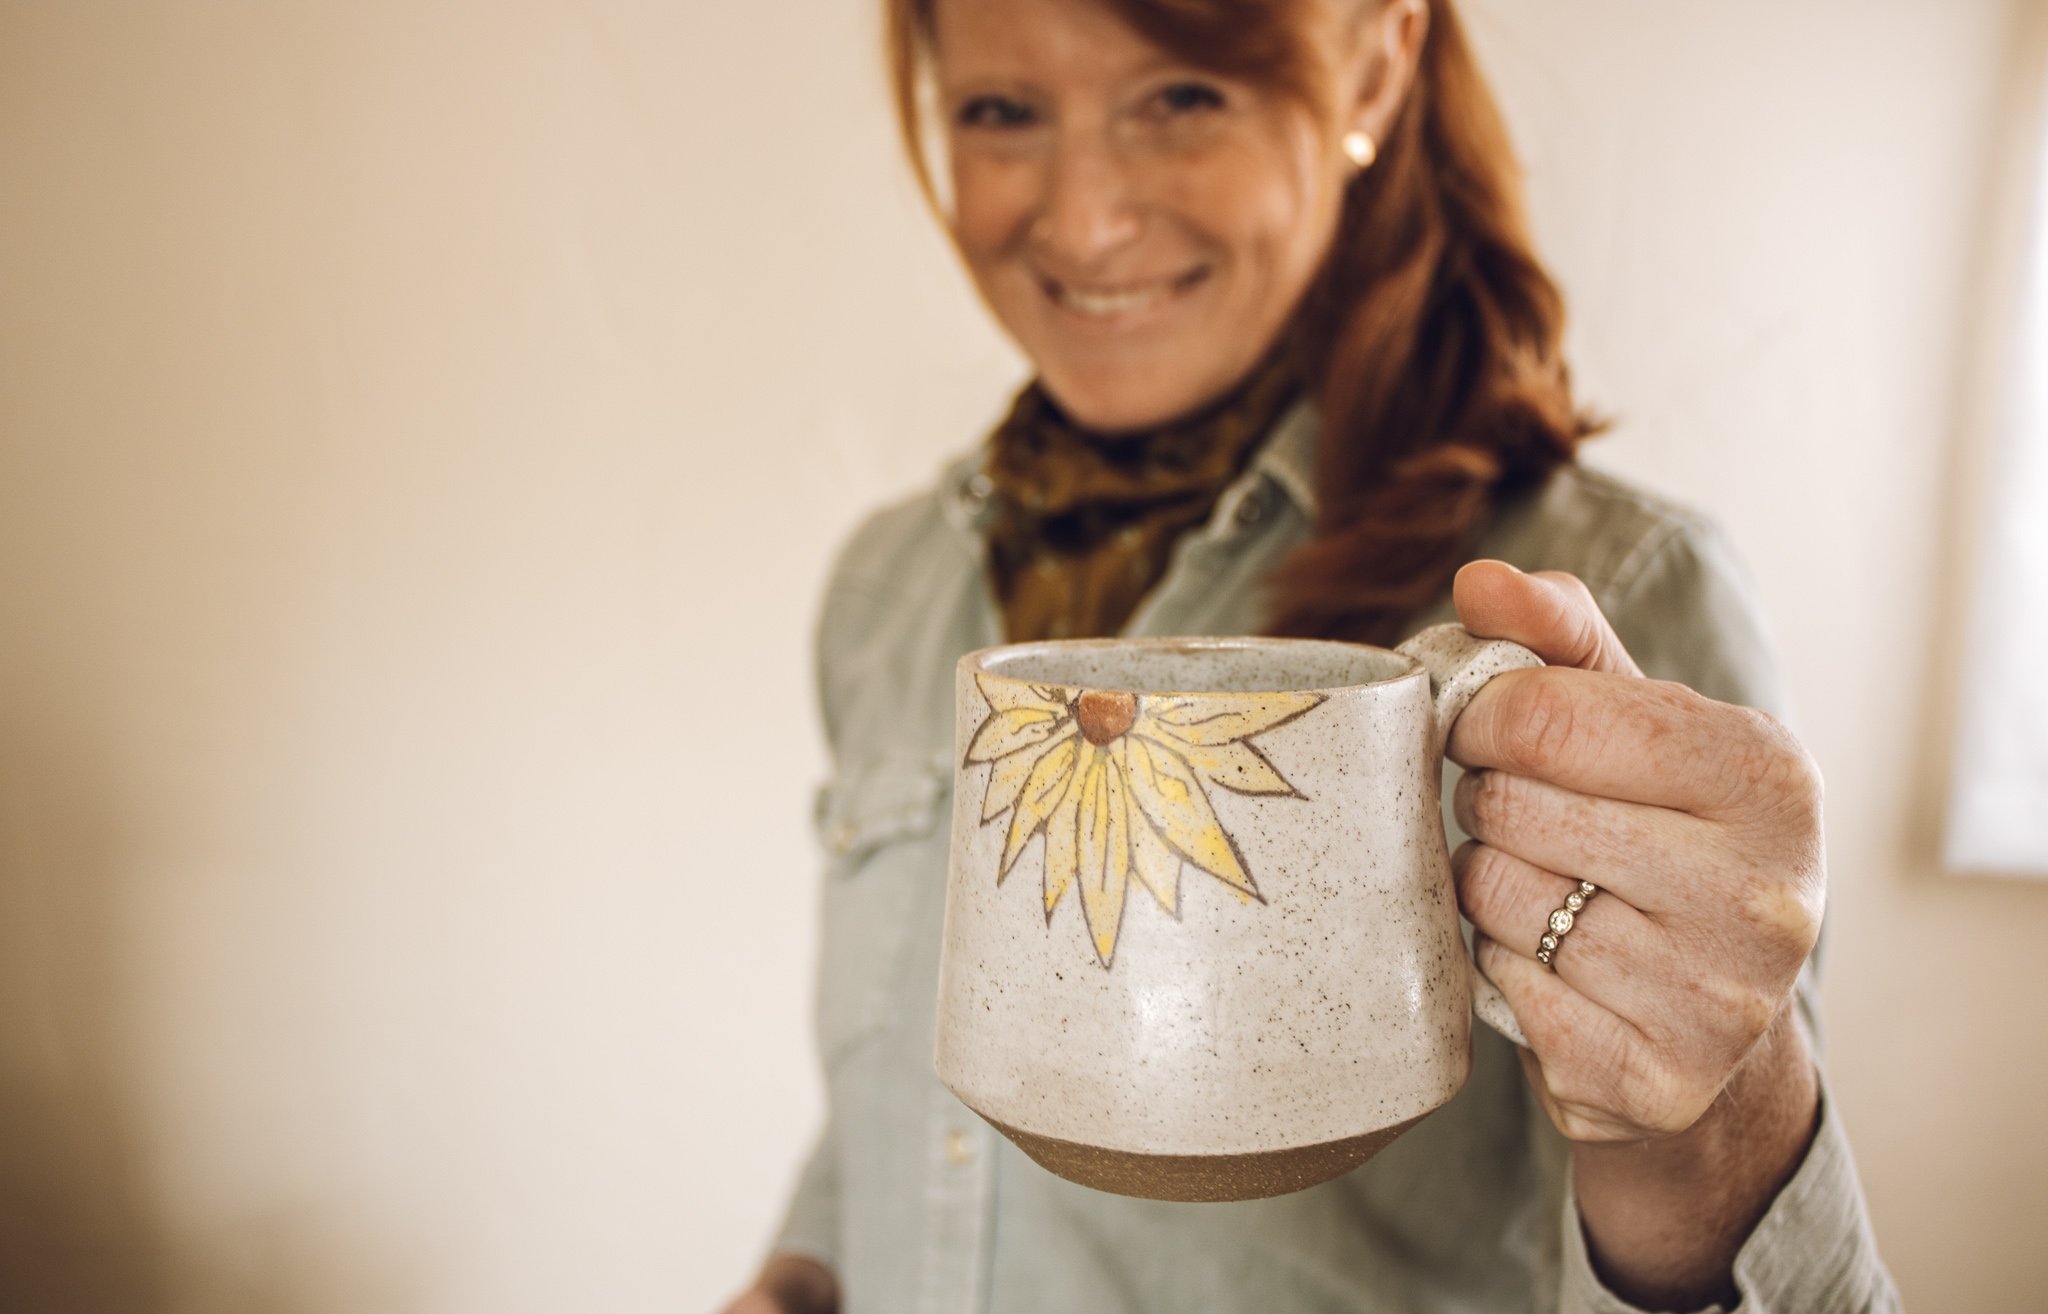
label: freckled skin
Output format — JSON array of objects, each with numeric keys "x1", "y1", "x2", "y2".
[{"x1": 1446, "y1": 561, "x2": 1830, "y2": 1310}]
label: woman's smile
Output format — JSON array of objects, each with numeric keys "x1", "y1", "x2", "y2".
[{"x1": 1040, "y1": 266, "x2": 1211, "y2": 327}]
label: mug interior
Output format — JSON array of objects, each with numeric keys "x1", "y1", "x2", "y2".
[{"x1": 976, "y1": 637, "x2": 1414, "y2": 695}]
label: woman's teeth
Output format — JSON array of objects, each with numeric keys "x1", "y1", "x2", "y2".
[{"x1": 1053, "y1": 273, "x2": 1199, "y2": 318}]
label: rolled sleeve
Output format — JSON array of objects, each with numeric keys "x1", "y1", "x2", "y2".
[
  {"x1": 769, "y1": 1118, "x2": 843, "y2": 1271},
  {"x1": 1556, "y1": 1078, "x2": 1899, "y2": 1314}
]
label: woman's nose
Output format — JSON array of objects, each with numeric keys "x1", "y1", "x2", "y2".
[{"x1": 1031, "y1": 136, "x2": 1143, "y2": 270}]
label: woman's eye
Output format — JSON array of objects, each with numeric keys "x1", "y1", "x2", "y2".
[
  {"x1": 1155, "y1": 82, "x2": 1225, "y2": 115},
  {"x1": 957, "y1": 95, "x2": 1036, "y2": 129}
]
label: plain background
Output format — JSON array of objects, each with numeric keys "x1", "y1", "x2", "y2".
[{"x1": 3, "y1": 1, "x2": 2046, "y2": 1310}]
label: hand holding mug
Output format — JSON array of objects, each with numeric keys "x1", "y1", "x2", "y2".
[{"x1": 1445, "y1": 560, "x2": 1826, "y2": 1145}]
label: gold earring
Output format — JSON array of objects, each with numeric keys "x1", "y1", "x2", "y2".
[{"x1": 1342, "y1": 129, "x2": 1377, "y2": 171}]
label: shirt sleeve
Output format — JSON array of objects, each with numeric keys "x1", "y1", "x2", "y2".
[
  {"x1": 758, "y1": 521, "x2": 877, "y2": 1279},
  {"x1": 1556, "y1": 1077, "x2": 1898, "y2": 1314},
  {"x1": 1551, "y1": 517, "x2": 1899, "y2": 1314},
  {"x1": 769, "y1": 1116, "x2": 843, "y2": 1271},
  {"x1": 1599, "y1": 511, "x2": 1792, "y2": 720}
]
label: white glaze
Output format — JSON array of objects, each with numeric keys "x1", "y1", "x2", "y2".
[{"x1": 934, "y1": 629, "x2": 1538, "y2": 1164}]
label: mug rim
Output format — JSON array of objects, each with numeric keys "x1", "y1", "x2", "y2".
[{"x1": 960, "y1": 634, "x2": 1426, "y2": 699}]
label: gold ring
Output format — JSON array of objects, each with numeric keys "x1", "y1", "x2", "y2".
[{"x1": 1536, "y1": 880, "x2": 1598, "y2": 969}]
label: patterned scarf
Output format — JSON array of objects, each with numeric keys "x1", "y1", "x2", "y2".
[{"x1": 985, "y1": 348, "x2": 1302, "y2": 643}]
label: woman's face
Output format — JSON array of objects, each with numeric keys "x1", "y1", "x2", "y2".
[{"x1": 932, "y1": 0, "x2": 1361, "y2": 433}]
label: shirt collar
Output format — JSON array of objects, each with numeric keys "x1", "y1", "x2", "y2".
[
  {"x1": 945, "y1": 394, "x2": 1322, "y2": 532},
  {"x1": 1247, "y1": 395, "x2": 1319, "y2": 520}
]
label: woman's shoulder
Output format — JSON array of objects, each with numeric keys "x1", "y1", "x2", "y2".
[
  {"x1": 1483, "y1": 462, "x2": 1791, "y2": 716},
  {"x1": 826, "y1": 461, "x2": 970, "y2": 590},
  {"x1": 812, "y1": 449, "x2": 991, "y2": 753},
  {"x1": 1486, "y1": 461, "x2": 1729, "y2": 601}
]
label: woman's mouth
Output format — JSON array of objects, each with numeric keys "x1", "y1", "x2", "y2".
[{"x1": 1044, "y1": 267, "x2": 1210, "y2": 321}]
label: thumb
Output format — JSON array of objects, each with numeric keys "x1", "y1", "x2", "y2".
[{"x1": 1452, "y1": 560, "x2": 1642, "y2": 676}]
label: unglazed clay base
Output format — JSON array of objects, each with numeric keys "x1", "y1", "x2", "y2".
[{"x1": 985, "y1": 1112, "x2": 1427, "y2": 1203}]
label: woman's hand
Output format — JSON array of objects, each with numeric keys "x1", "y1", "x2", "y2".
[
  {"x1": 715, "y1": 1254, "x2": 839, "y2": 1314},
  {"x1": 1445, "y1": 560, "x2": 1824, "y2": 1305}
]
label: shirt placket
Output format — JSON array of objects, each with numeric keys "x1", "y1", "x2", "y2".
[
  {"x1": 914, "y1": 1081, "x2": 996, "y2": 1314},
  {"x1": 912, "y1": 470, "x2": 1004, "y2": 1314}
]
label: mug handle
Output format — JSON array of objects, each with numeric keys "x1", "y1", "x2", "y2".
[{"x1": 1394, "y1": 623, "x2": 1545, "y2": 1049}]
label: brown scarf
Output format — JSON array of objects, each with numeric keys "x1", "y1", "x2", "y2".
[{"x1": 985, "y1": 349, "x2": 1302, "y2": 643}]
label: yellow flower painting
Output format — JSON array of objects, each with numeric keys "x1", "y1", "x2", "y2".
[{"x1": 965, "y1": 675, "x2": 1323, "y2": 968}]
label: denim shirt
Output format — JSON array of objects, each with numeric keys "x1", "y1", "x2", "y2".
[{"x1": 772, "y1": 402, "x2": 1897, "y2": 1314}]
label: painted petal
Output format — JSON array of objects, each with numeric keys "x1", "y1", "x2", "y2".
[
  {"x1": 1042, "y1": 754, "x2": 1084, "y2": 916},
  {"x1": 975, "y1": 672, "x2": 1070, "y2": 715},
  {"x1": 982, "y1": 723, "x2": 1077, "y2": 821},
  {"x1": 1128, "y1": 814, "x2": 1182, "y2": 917},
  {"x1": 1076, "y1": 748, "x2": 1131, "y2": 966},
  {"x1": 1001, "y1": 736, "x2": 1079, "y2": 878},
  {"x1": 1140, "y1": 731, "x2": 1300, "y2": 798},
  {"x1": 1125, "y1": 736, "x2": 1259, "y2": 901},
  {"x1": 966, "y1": 706, "x2": 1069, "y2": 763},
  {"x1": 1116, "y1": 741, "x2": 1182, "y2": 914},
  {"x1": 1138, "y1": 691, "x2": 1323, "y2": 746}
]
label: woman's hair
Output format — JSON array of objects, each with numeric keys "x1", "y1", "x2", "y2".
[{"x1": 886, "y1": 0, "x2": 1600, "y2": 644}]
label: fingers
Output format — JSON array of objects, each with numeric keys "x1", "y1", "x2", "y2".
[
  {"x1": 1447, "y1": 665, "x2": 1810, "y2": 818},
  {"x1": 754, "y1": 1254, "x2": 839, "y2": 1314},
  {"x1": 1452, "y1": 768, "x2": 1727, "y2": 913},
  {"x1": 1470, "y1": 935, "x2": 1679, "y2": 1142},
  {"x1": 1452, "y1": 840, "x2": 1660, "y2": 1017},
  {"x1": 1453, "y1": 561, "x2": 1643, "y2": 677}
]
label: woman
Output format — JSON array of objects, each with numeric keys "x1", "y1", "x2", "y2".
[{"x1": 726, "y1": 1, "x2": 1896, "y2": 1310}]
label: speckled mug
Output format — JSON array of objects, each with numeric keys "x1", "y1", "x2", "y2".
[{"x1": 933, "y1": 625, "x2": 1542, "y2": 1202}]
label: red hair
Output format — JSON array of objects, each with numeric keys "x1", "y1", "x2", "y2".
[{"x1": 886, "y1": 0, "x2": 1600, "y2": 643}]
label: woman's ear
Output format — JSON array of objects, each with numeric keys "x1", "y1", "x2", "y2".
[{"x1": 1343, "y1": 0, "x2": 1431, "y2": 148}]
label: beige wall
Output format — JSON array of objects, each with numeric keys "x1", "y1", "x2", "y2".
[{"x1": 0, "y1": 1, "x2": 2041, "y2": 1311}]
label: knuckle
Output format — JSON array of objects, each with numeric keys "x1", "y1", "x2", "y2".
[
  {"x1": 1725, "y1": 708, "x2": 1825, "y2": 817},
  {"x1": 1467, "y1": 769, "x2": 1534, "y2": 839},
  {"x1": 1550, "y1": 575, "x2": 1605, "y2": 660},
  {"x1": 1694, "y1": 972, "x2": 1781, "y2": 1045},
  {"x1": 1774, "y1": 742, "x2": 1825, "y2": 813},
  {"x1": 1458, "y1": 839, "x2": 1501, "y2": 892},
  {"x1": 1494, "y1": 673, "x2": 1579, "y2": 772},
  {"x1": 1748, "y1": 876, "x2": 1826, "y2": 962},
  {"x1": 1463, "y1": 845, "x2": 1527, "y2": 924}
]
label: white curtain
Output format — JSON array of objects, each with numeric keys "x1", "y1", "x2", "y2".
[{"x1": 1946, "y1": 29, "x2": 2048, "y2": 876}]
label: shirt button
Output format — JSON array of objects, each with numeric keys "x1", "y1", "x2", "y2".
[
  {"x1": 944, "y1": 1129, "x2": 976, "y2": 1166},
  {"x1": 828, "y1": 821, "x2": 860, "y2": 856},
  {"x1": 965, "y1": 472, "x2": 994, "y2": 503},
  {"x1": 1233, "y1": 492, "x2": 1267, "y2": 528}
]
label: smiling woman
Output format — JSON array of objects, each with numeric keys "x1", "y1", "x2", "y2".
[
  {"x1": 900, "y1": 0, "x2": 1595, "y2": 648},
  {"x1": 718, "y1": 2, "x2": 1900, "y2": 1312},
  {"x1": 929, "y1": 0, "x2": 1346, "y2": 433}
]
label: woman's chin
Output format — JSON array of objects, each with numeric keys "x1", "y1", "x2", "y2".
[{"x1": 1043, "y1": 370, "x2": 1248, "y2": 435}]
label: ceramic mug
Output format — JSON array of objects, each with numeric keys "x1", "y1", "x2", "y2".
[{"x1": 932, "y1": 625, "x2": 1543, "y2": 1202}]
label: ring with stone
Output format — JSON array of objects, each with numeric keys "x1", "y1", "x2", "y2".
[{"x1": 1535, "y1": 880, "x2": 1598, "y2": 969}]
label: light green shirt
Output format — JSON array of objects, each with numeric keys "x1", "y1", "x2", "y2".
[{"x1": 773, "y1": 402, "x2": 1897, "y2": 1314}]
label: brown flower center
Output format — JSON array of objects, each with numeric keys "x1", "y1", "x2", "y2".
[{"x1": 1075, "y1": 690, "x2": 1138, "y2": 746}]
